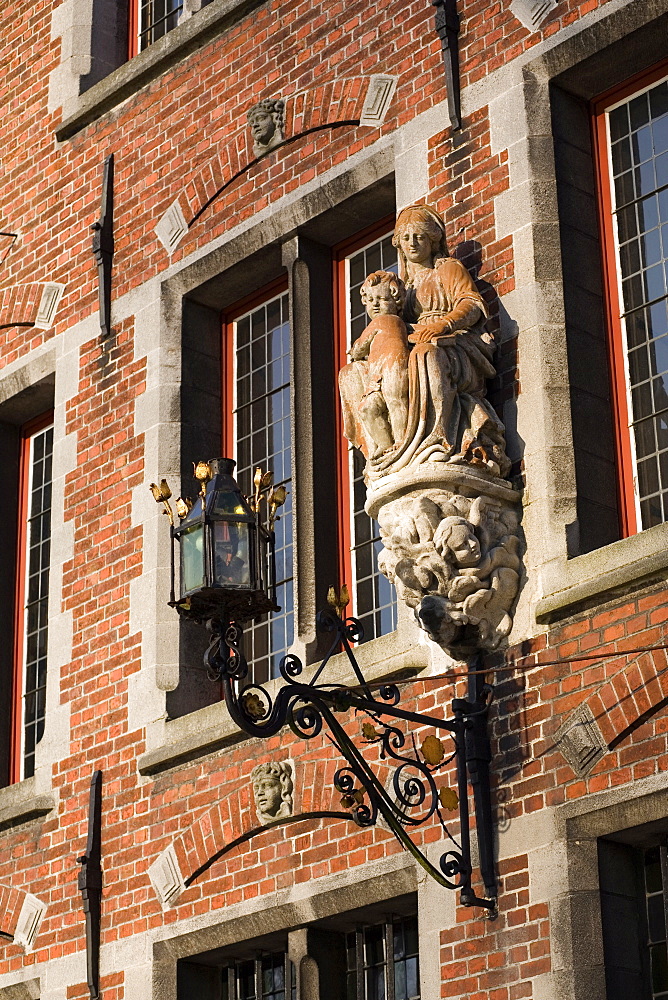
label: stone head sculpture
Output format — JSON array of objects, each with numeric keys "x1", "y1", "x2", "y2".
[
  {"x1": 360, "y1": 270, "x2": 406, "y2": 318},
  {"x1": 392, "y1": 203, "x2": 449, "y2": 280},
  {"x1": 250, "y1": 760, "x2": 293, "y2": 824},
  {"x1": 247, "y1": 97, "x2": 286, "y2": 156}
]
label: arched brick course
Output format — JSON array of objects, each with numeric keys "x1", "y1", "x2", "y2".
[
  {"x1": 161, "y1": 75, "x2": 379, "y2": 244},
  {"x1": 0, "y1": 282, "x2": 65, "y2": 331},
  {"x1": 0, "y1": 883, "x2": 26, "y2": 940},
  {"x1": 150, "y1": 755, "x2": 396, "y2": 905},
  {"x1": 586, "y1": 646, "x2": 668, "y2": 747},
  {"x1": 0, "y1": 284, "x2": 41, "y2": 328}
]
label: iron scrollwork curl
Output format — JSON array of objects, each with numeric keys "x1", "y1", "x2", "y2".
[{"x1": 205, "y1": 611, "x2": 498, "y2": 914}]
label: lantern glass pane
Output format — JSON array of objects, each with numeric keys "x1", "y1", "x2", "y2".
[
  {"x1": 213, "y1": 521, "x2": 251, "y2": 588},
  {"x1": 212, "y1": 489, "x2": 250, "y2": 516},
  {"x1": 181, "y1": 523, "x2": 204, "y2": 594}
]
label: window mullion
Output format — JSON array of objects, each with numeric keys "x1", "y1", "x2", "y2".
[
  {"x1": 255, "y1": 955, "x2": 262, "y2": 1000},
  {"x1": 660, "y1": 842, "x2": 668, "y2": 976},
  {"x1": 385, "y1": 921, "x2": 396, "y2": 1000},
  {"x1": 356, "y1": 927, "x2": 364, "y2": 1000}
]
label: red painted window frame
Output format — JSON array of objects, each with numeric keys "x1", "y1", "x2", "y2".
[
  {"x1": 592, "y1": 59, "x2": 668, "y2": 538},
  {"x1": 10, "y1": 411, "x2": 54, "y2": 785},
  {"x1": 128, "y1": 0, "x2": 139, "y2": 58},
  {"x1": 220, "y1": 276, "x2": 289, "y2": 460},
  {"x1": 332, "y1": 216, "x2": 396, "y2": 595}
]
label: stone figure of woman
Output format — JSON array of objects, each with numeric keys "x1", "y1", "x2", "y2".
[{"x1": 365, "y1": 203, "x2": 510, "y2": 481}]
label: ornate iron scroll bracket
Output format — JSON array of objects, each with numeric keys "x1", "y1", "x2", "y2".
[
  {"x1": 77, "y1": 770, "x2": 102, "y2": 1000},
  {"x1": 204, "y1": 611, "x2": 498, "y2": 913},
  {"x1": 91, "y1": 154, "x2": 114, "y2": 339},
  {"x1": 432, "y1": 0, "x2": 461, "y2": 130}
]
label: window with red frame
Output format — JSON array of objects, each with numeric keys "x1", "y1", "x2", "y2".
[
  {"x1": 595, "y1": 66, "x2": 668, "y2": 535},
  {"x1": 128, "y1": 0, "x2": 184, "y2": 56},
  {"x1": 223, "y1": 284, "x2": 293, "y2": 684},
  {"x1": 334, "y1": 223, "x2": 398, "y2": 642},
  {"x1": 11, "y1": 416, "x2": 53, "y2": 783}
]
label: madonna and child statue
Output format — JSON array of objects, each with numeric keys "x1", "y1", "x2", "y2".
[{"x1": 338, "y1": 204, "x2": 521, "y2": 656}]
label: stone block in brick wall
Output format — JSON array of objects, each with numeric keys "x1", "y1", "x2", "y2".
[{"x1": 555, "y1": 704, "x2": 607, "y2": 776}]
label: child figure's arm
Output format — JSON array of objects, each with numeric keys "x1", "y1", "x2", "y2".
[{"x1": 348, "y1": 323, "x2": 376, "y2": 361}]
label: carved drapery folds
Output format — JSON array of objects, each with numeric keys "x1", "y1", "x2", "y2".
[{"x1": 339, "y1": 205, "x2": 521, "y2": 655}]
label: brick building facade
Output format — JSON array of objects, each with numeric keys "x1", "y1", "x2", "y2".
[{"x1": 1, "y1": 0, "x2": 668, "y2": 997}]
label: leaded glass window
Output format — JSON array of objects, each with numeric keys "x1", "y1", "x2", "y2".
[
  {"x1": 605, "y1": 74, "x2": 668, "y2": 529},
  {"x1": 221, "y1": 954, "x2": 296, "y2": 1000},
  {"x1": 343, "y1": 233, "x2": 398, "y2": 641},
  {"x1": 345, "y1": 916, "x2": 420, "y2": 1000},
  {"x1": 231, "y1": 292, "x2": 293, "y2": 683},
  {"x1": 138, "y1": 0, "x2": 183, "y2": 50},
  {"x1": 19, "y1": 421, "x2": 53, "y2": 780},
  {"x1": 644, "y1": 845, "x2": 668, "y2": 998}
]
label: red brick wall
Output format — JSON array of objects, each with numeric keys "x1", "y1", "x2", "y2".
[{"x1": 1, "y1": 0, "x2": 665, "y2": 993}]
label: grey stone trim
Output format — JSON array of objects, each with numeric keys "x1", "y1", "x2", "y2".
[
  {"x1": 33, "y1": 284, "x2": 65, "y2": 330},
  {"x1": 565, "y1": 776, "x2": 668, "y2": 840},
  {"x1": 536, "y1": 521, "x2": 668, "y2": 623},
  {"x1": 13, "y1": 895, "x2": 47, "y2": 953},
  {"x1": 359, "y1": 75, "x2": 398, "y2": 127},
  {"x1": 138, "y1": 708, "x2": 245, "y2": 775},
  {"x1": 555, "y1": 704, "x2": 607, "y2": 776},
  {"x1": 55, "y1": 0, "x2": 268, "y2": 141},
  {"x1": 0, "y1": 779, "x2": 54, "y2": 833},
  {"x1": 0, "y1": 979, "x2": 40, "y2": 1000},
  {"x1": 510, "y1": 0, "x2": 559, "y2": 31},
  {"x1": 152, "y1": 859, "x2": 417, "y2": 1000}
]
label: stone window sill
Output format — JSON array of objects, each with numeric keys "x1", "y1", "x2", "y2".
[
  {"x1": 56, "y1": 0, "x2": 267, "y2": 141},
  {"x1": 536, "y1": 521, "x2": 668, "y2": 623},
  {"x1": 138, "y1": 628, "x2": 431, "y2": 776},
  {"x1": 0, "y1": 778, "x2": 54, "y2": 832}
]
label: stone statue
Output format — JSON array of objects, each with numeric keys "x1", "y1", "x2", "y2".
[
  {"x1": 247, "y1": 98, "x2": 286, "y2": 157},
  {"x1": 250, "y1": 760, "x2": 293, "y2": 825},
  {"x1": 339, "y1": 270, "x2": 410, "y2": 460},
  {"x1": 338, "y1": 205, "x2": 521, "y2": 656}
]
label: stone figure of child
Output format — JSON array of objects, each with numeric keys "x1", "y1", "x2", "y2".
[{"x1": 339, "y1": 270, "x2": 411, "y2": 461}]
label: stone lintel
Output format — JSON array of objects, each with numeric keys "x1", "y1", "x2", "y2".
[{"x1": 536, "y1": 522, "x2": 668, "y2": 623}]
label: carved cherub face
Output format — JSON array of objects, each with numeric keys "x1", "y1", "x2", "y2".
[
  {"x1": 253, "y1": 774, "x2": 282, "y2": 817},
  {"x1": 396, "y1": 224, "x2": 433, "y2": 266},
  {"x1": 446, "y1": 524, "x2": 481, "y2": 567},
  {"x1": 362, "y1": 283, "x2": 399, "y2": 318},
  {"x1": 249, "y1": 108, "x2": 276, "y2": 146}
]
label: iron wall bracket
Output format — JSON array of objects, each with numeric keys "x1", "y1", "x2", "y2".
[{"x1": 203, "y1": 610, "x2": 498, "y2": 913}]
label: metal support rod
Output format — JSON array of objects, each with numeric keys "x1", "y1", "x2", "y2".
[
  {"x1": 432, "y1": 0, "x2": 462, "y2": 130},
  {"x1": 91, "y1": 155, "x2": 114, "y2": 339},
  {"x1": 77, "y1": 770, "x2": 103, "y2": 1000}
]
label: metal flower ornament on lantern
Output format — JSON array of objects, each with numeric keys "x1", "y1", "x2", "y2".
[{"x1": 149, "y1": 458, "x2": 285, "y2": 625}]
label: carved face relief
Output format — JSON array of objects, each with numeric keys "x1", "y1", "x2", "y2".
[
  {"x1": 396, "y1": 224, "x2": 433, "y2": 266},
  {"x1": 362, "y1": 285, "x2": 399, "y2": 318},
  {"x1": 249, "y1": 109, "x2": 275, "y2": 146},
  {"x1": 254, "y1": 775, "x2": 281, "y2": 816},
  {"x1": 250, "y1": 760, "x2": 293, "y2": 824},
  {"x1": 247, "y1": 99, "x2": 285, "y2": 155},
  {"x1": 446, "y1": 524, "x2": 481, "y2": 567}
]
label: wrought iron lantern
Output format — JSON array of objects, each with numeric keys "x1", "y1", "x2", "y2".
[{"x1": 150, "y1": 458, "x2": 284, "y2": 625}]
